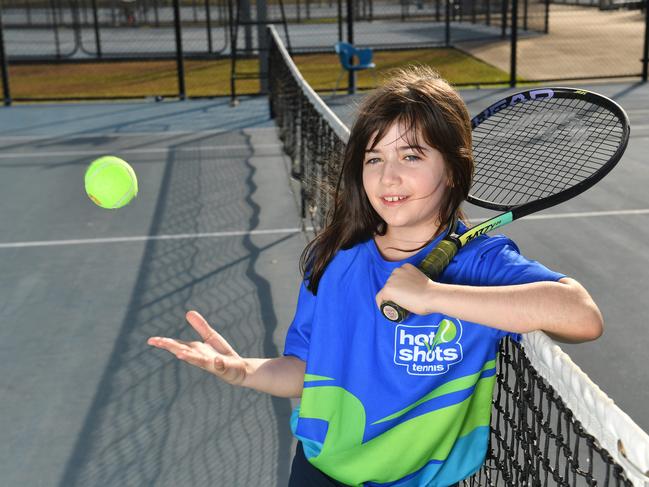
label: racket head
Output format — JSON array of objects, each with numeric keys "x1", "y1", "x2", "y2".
[{"x1": 467, "y1": 87, "x2": 630, "y2": 215}]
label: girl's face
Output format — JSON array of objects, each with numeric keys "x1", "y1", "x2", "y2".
[{"x1": 362, "y1": 120, "x2": 449, "y2": 238}]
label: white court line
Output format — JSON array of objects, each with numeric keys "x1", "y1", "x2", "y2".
[
  {"x1": 1, "y1": 209, "x2": 648, "y2": 250},
  {"x1": 0, "y1": 131, "x2": 228, "y2": 141},
  {"x1": 0, "y1": 143, "x2": 283, "y2": 159},
  {"x1": 467, "y1": 208, "x2": 649, "y2": 223},
  {"x1": 0, "y1": 228, "x2": 303, "y2": 249},
  {"x1": 0, "y1": 126, "x2": 276, "y2": 141},
  {"x1": 626, "y1": 124, "x2": 649, "y2": 134}
]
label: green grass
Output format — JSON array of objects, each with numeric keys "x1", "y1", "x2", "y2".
[
  {"x1": 8, "y1": 48, "x2": 509, "y2": 101},
  {"x1": 296, "y1": 48, "x2": 510, "y2": 91}
]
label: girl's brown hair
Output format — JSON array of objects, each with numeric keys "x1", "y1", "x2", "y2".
[{"x1": 300, "y1": 65, "x2": 474, "y2": 294}]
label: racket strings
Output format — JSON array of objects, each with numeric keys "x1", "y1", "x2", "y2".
[
  {"x1": 472, "y1": 96, "x2": 624, "y2": 207},
  {"x1": 474, "y1": 101, "x2": 589, "y2": 204},
  {"x1": 560, "y1": 108, "x2": 625, "y2": 184},
  {"x1": 474, "y1": 101, "x2": 620, "y2": 205}
]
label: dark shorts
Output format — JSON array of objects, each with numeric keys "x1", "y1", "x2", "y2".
[
  {"x1": 289, "y1": 442, "x2": 349, "y2": 486},
  {"x1": 288, "y1": 442, "x2": 460, "y2": 487}
]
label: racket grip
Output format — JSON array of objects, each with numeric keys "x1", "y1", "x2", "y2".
[
  {"x1": 381, "y1": 300, "x2": 410, "y2": 323},
  {"x1": 418, "y1": 239, "x2": 459, "y2": 280},
  {"x1": 381, "y1": 239, "x2": 459, "y2": 323}
]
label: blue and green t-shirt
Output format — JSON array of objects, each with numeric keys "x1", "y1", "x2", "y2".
[{"x1": 284, "y1": 226, "x2": 565, "y2": 487}]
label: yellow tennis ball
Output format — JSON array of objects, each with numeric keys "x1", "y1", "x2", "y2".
[{"x1": 84, "y1": 156, "x2": 138, "y2": 209}]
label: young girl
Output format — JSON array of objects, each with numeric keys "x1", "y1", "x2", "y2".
[{"x1": 148, "y1": 66, "x2": 603, "y2": 487}]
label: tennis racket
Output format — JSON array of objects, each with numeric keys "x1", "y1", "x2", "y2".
[{"x1": 380, "y1": 87, "x2": 630, "y2": 323}]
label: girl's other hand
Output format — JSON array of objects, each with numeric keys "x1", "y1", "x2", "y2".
[
  {"x1": 376, "y1": 263, "x2": 437, "y2": 316},
  {"x1": 147, "y1": 310, "x2": 247, "y2": 386}
]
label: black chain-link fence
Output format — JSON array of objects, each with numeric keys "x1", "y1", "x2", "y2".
[
  {"x1": 1, "y1": 0, "x2": 232, "y2": 59},
  {"x1": 0, "y1": 0, "x2": 648, "y2": 102}
]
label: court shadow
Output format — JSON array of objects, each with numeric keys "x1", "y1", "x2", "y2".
[{"x1": 58, "y1": 129, "x2": 294, "y2": 487}]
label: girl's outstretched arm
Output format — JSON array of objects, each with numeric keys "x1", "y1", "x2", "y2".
[
  {"x1": 148, "y1": 310, "x2": 305, "y2": 398},
  {"x1": 375, "y1": 264, "x2": 603, "y2": 343}
]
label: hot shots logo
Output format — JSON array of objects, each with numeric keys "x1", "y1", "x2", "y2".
[{"x1": 394, "y1": 319, "x2": 463, "y2": 375}]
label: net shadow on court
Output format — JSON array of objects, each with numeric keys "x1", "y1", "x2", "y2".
[{"x1": 48, "y1": 131, "x2": 296, "y2": 486}]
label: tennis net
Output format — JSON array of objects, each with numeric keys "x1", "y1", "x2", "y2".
[{"x1": 267, "y1": 24, "x2": 649, "y2": 486}]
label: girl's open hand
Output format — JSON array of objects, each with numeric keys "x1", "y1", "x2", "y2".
[
  {"x1": 147, "y1": 310, "x2": 247, "y2": 386},
  {"x1": 375, "y1": 263, "x2": 437, "y2": 316}
]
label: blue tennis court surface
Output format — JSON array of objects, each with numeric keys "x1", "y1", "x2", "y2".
[{"x1": 0, "y1": 84, "x2": 647, "y2": 485}]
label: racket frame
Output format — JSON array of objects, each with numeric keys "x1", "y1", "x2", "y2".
[{"x1": 380, "y1": 87, "x2": 630, "y2": 323}]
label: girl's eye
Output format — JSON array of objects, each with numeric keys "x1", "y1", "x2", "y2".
[
  {"x1": 365, "y1": 158, "x2": 381, "y2": 165},
  {"x1": 404, "y1": 154, "x2": 421, "y2": 162}
]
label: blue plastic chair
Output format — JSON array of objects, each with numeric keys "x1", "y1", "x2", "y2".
[{"x1": 333, "y1": 42, "x2": 376, "y2": 95}]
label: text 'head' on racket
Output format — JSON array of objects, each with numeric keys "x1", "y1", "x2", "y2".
[{"x1": 380, "y1": 87, "x2": 630, "y2": 323}]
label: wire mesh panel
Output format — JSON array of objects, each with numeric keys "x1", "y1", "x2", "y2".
[
  {"x1": 493, "y1": 1, "x2": 643, "y2": 83},
  {"x1": 333, "y1": 0, "x2": 547, "y2": 52},
  {"x1": 1, "y1": 0, "x2": 232, "y2": 60},
  {"x1": 1, "y1": 0, "x2": 648, "y2": 101},
  {"x1": 0, "y1": 0, "x2": 239, "y2": 100}
]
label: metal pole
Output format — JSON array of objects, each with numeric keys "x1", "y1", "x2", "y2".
[
  {"x1": 91, "y1": 0, "x2": 102, "y2": 58},
  {"x1": 172, "y1": 0, "x2": 186, "y2": 99},
  {"x1": 229, "y1": 0, "x2": 238, "y2": 105},
  {"x1": 50, "y1": 0, "x2": 62, "y2": 58},
  {"x1": 337, "y1": 0, "x2": 343, "y2": 41},
  {"x1": 268, "y1": 28, "x2": 274, "y2": 119},
  {"x1": 71, "y1": 0, "x2": 82, "y2": 57},
  {"x1": 523, "y1": 0, "x2": 528, "y2": 31},
  {"x1": 154, "y1": 0, "x2": 160, "y2": 27},
  {"x1": 241, "y1": 0, "x2": 252, "y2": 54},
  {"x1": 347, "y1": 0, "x2": 354, "y2": 43},
  {"x1": 642, "y1": 0, "x2": 649, "y2": 83},
  {"x1": 0, "y1": 7, "x2": 11, "y2": 105},
  {"x1": 347, "y1": 0, "x2": 355, "y2": 94},
  {"x1": 278, "y1": 0, "x2": 292, "y2": 53},
  {"x1": 510, "y1": 0, "x2": 517, "y2": 87},
  {"x1": 257, "y1": 0, "x2": 268, "y2": 93},
  {"x1": 205, "y1": 0, "x2": 213, "y2": 53},
  {"x1": 445, "y1": 0, "x2": 450, "y2": 47}
]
